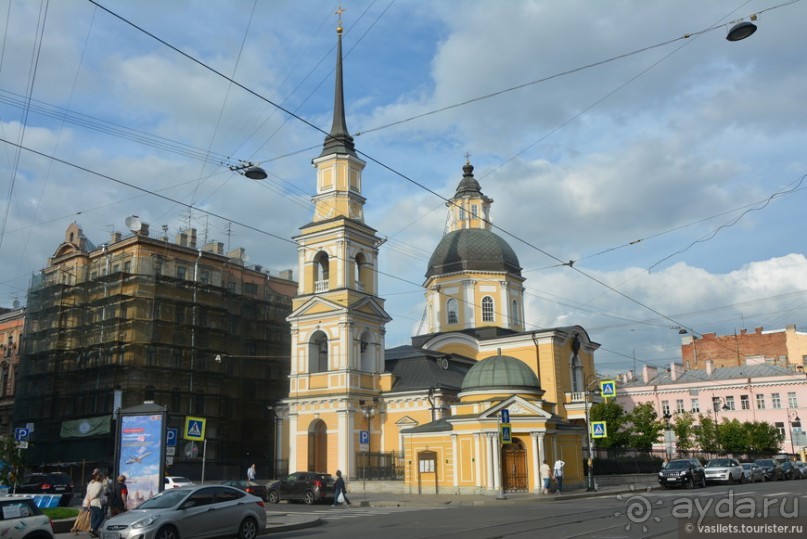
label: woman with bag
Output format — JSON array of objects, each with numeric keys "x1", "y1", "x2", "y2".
[
  {"x1": 69, "y1": 505, "x2": 92, "y2": 535},
  {"x1": 330, "y1": 469, "x2": 351, "y2": 508},
  {"x1": 85, "y1": 471, "x2": 105, "y2": 537}
]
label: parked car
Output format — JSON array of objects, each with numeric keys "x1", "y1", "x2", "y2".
[
  {"x1": 221, "y1": 479, "x2": 268, "y2": 501},
  {"x1": 779, "y1": 460, "x2": 798, "y2": 480},
  {"x1": 658, "y1": 458, "x2": 707, "y2": 489},
  {"x1": 0, "y1": 496, "x2": 54, "y2": 539},
  {"x1": 793, "y1": 461, "x2": 807, "y2": 479},
  {"x1": 740, "y1": 463, "x2": 764, "y2": 483},
  {"x1": 704, "y1": 458, "x2": 744, "y2": 484},
  {"x1": 267, "y1": 471, "x2": 335, "y2": 504},
  {"x1": 754, "y1": 459, "x2": 784, "y2": 481},
  {"x1": 100, "y1": 485, "x2": 266, "y2": 539},
  {"x1": 15, "y1": 472, "x2": 74, "y2": 506},
  {"x1": 164, "y1": 476, "x2": 194, "y2": 489}
]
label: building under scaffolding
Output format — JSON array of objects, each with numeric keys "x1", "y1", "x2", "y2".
[{"x1": 13, "y1": 221, "x2": 295, "y2": 480}]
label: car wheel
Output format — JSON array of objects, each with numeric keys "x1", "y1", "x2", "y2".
[
  {"x1": 155, "y1": 525, "x2": 180, "y2": 539},
  {"x1": 728, "y1": 474, "x2": 734, "y2": 485},
  {"x1": 700, "y1": 476, "x2": 707, "y2": 488},
  {"x1": 687, "y1": 476, "x2": 695, "y2": 489},
  {"x1": 739, "y1": 473, "x2": 746, "y2": 484},
  {"x1": 238, "y1": 517, "x2": 259, "y2": 539},
  {"x1": 268, "y1": 490, "x2": 279, "y2": 504},
  {"x1": 304, "y1": 490, "x2": 316, "y2": 505}
]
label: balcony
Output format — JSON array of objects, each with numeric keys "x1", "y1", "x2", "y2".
[
  {"x1": 564, "y1": 391, "x2": 603, "y2": 421},
  {"x1": 315, "y1": 280, "x2": 329, "y2": 293}
]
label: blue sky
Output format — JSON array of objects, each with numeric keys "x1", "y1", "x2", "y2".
[{"x1": 1, "y1": 0, "x2": 806, "y2": 374}]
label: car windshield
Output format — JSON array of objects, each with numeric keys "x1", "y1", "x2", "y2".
[
  {"x1": 666, "y1": 461, "x2": 690, "y2": 470},
  {"x1": 755, "y1": 460, "x2": 774, "y2": 466},
  {"x1": 741, "y1": 464, "x2": 753, "y2": 469},
  {"x1": 137, "y1": 489, "x2": 188, "y2": 509},
  {"x1": 169, "y1": 477, "x2": 191, "y2": 483},
  {"x1": 706, "y1": 460, "x2": 733, "y2": 467}
]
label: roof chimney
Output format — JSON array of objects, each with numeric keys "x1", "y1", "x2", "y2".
[
  {"x1": 670, "y1": 362, "x2": 683, "y2": 381},
  {"x1": 642, "y1": 365, "x2": 658, "y2": 384},
  {"x1": 705, "y1": 360, "x2": 715, "y2": 376}
]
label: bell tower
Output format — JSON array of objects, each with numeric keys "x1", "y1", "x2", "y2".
[{"x1": 285, "y1": 11, "x2": 391, "y2": 477}]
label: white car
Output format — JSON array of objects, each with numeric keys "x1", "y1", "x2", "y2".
[
  {"x1": 164, "y1": 476, "x2": 194, "y2": 489},
  {"x1": 0, "y1": 496, "x2": 54, "y2": 539},
  {"x1": 704, "y1": 458, "x2": 745, "y2": 484}
]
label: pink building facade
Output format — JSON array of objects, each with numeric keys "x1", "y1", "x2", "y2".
[{"x1": 616, "y1": 361, "x2": 807, "y2": 454}]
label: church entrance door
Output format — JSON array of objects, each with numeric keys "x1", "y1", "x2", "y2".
[
  {"x1": 502, "y1": 438, "x2": 528, "y2": 492},
  {"x1": 307, "y1": 419, "x2": 327, "y2": 472}
]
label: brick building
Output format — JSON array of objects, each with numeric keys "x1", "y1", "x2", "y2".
[{"x1": 681, "y1": 325, "x2": 807, "y2": 371}]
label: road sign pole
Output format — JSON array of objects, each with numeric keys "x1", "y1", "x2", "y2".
[
  {"x1": 201, "y1": 439, "x2": 207, "y2": 485},
  {"x1": 585, "y1": 387, "x2": 595, "y2": 492}
]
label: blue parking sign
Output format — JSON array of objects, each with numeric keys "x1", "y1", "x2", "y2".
[
  {"x1": 166, "y1": 428, "x2": 178, "y2": 447},
  {"x1": 14, "y1": 428, "x2": 29, "y2": 441}
]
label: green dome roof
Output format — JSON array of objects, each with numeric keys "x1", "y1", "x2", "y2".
[{"x1": 460, "y1": 354, "x2": 540, "y2": 392}]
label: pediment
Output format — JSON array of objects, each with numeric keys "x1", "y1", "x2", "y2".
[
  {"x1": 481, "y1": 395, "x2": 552, "y2": 419},
  {"x1": 288, "y1": 294, "x2": 392, "y2": 322}
]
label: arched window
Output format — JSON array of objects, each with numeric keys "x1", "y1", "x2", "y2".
[
  {"x1": 314, "y1": 251, "x2": 329, "y2": 292},
  {"x1": 309, "y1": 331, "x2": 329, "y2": 373},
  {"x1": 354, "y1": 253, "x2": 367, "y2": 292},
  {"x1": 360, "y1": 331, "x2": 373, "y2": 372},
  {"x1": 511, "y1": 299, "x2": 519, "y2": 326},
  {"x1": 447, "y1": 299, "x2": 458, "y2": 324},
  {"x1": 482, "y1": 296, "x2": 494, "y2": 322}
]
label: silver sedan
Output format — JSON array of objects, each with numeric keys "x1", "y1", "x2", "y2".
[{"x1": 99, "y1": 484, "x2": 266, "y2": 539}]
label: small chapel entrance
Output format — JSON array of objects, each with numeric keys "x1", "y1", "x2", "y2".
[
  {"x1": 502, "y1": 438, "x2": 528, "y2": 492},
  {"x1": 307, "y1": 419, "x2": 328, "y2": 472}
]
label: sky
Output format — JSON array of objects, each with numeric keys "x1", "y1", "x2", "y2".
[{"x1": 1, "y1": 0, "x2": 806, "y2": 375}]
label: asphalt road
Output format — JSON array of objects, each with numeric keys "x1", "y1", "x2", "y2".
[
  {"x1": 54, "y1": 480, "x2": 807, "y2": 538},
  {"x1": 267, "y1": 480, "x2": 807, "y2": 539}
]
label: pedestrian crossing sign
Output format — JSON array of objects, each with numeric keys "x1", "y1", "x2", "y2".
[
  {"x1": 184, "y1": 416, "x2": 206, "y2": 441},
  {"x1": 591, "y1": 421, "x2": 607, "y2": 438},
  {"x1": 599, "y1": 380, "x2": 616, "y2": 398}
]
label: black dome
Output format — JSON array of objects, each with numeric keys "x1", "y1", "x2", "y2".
[{"x1": 426, "y1": 228, "x2": 522, "y2": 278}]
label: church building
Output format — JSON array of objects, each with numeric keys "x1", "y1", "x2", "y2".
[{"x1": 277, "y1": 17, "x2": 599, "y2": 495}]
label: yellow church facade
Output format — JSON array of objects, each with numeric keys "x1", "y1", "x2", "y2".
[{"x1": 275, "y1": 18, "x2": 599, "y2": 495}]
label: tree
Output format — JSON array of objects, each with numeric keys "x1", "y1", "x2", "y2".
[
  {"x1": 694, "y1": 415, "x2": 719, "y2": 453},
  {"x1": 717, "y1": 419, "x2": 748, "y2": 454},
  {"x1": 0, "y1": 435, "x2": 24, "y2": 487},
  {"x1": 671, "y1": 412, "x2": 696, "y2": 454},
  {"x1": 589, "y1": 400, "x2": 630, "y2": 449},
  {"x1": 745, "y1": 421, "x2": 784, "y2": 454},
  {"x1": 627, "y1": 402, "x2": 664, "y2": 451}
]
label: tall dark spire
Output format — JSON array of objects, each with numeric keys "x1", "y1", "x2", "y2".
[{"x1": 319, "y1": 13, "x2": 356, "y2": 158}]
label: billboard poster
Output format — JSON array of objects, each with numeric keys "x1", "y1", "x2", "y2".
[{"x1": 117, "y1": 412, "x2": 165, "y2": 508}]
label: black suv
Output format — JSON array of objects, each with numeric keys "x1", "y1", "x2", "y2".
[
  {"x1": 754, "y1": 459, "x2": 783, "y2": 481},
  {"x1": 16, "y1": 472, "x2": 74, "y2": 506},
  {"x1": 267, "y1": 472, "x2": 335, "y2": 505},
  {"x1": 658, "y1": 458, "x2": 707, "y2": 489}
]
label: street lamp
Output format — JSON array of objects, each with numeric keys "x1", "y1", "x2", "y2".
[
  {"x1": 788, "y1": 410, "x2": 801, "y2": 455},
  {"x1": 583, "y1": 375, "x2": 602, "y2": 492},
  {"x1": 360, "y1": 397, "x2": 379, "y2": 483},
  {"x1": 726, "y1": 20, "x2": 757, "y2": 41},
  {"x1": 662, "y1": 413, "x2": 673, "y2": 461},
  {"x1": 710, "y1": 397, "x2": 729, "y2": 453},
  {"x1": 229, "y1": 161, "x2": 268, "y2": 180}
]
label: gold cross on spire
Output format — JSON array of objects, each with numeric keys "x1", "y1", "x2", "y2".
[
  {"x1": 465, "y1": 152, "x2": 471, "y2": 164},
  {"x1": 335, "y1": 5, "x2": 346, "y2": 33}
]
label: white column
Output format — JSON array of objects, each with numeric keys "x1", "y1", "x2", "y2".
[
  {"x1": 288, "y1": 412, "x2": 299, "y2": 473},
  {"x1": 462, "y1": 280, "x2": 475, "y2": 328},
  {"x1": 530, "y1": 433, "x2": 541, "y2": 493},
  {"x1": 473, "y1": 433, "x2": 482, "y2": 490},
  {"x1": 338, "y1": 409, "x2": 349, "y2": 477},
  {"x1": 492, "y1": 434, "x2": 502, "y2": 491},
  {"x1": 451, "y1": 434, "x2": 459, "y2": 493},
  {"x1": 486, "y1": 433, "x2": 495, "y2": 490},
  {"x1": 499, "y1": 281, "x2": 509, "y2": 328}
]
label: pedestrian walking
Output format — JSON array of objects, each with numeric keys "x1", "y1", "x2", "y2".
[
  {"x1": 540, "y1": 460, "x2": 552, "y2": 495},
  {"x1": 109, "y1": 475, "x2": 128, "y2": 516},
  {"x1": 331, "y1": 469, "x2": 351, "y2": 507},
  {"x1": 247, "y1": 463, "x2": 256, "y2": 482},
  {"x1": 85, "y1": 471, "x2": 105, "y2": 537},
  {"x1": 553, "y1": 458, "x2": 565, "y2": 493}
]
